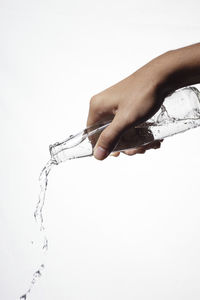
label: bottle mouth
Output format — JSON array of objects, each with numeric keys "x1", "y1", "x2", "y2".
[
  {"x1": 49, "y1": 133, "x2": 86, "y2": 163},
  {"x1": 49, "y1": 144, "x2": 59, "y2": 164},
  {"x1": 49, "y1": 120, "x2": 112, "y2": 164}
]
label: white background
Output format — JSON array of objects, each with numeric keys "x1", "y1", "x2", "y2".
[{"x1": 0, "y1": 0, "x2": 200, "y2": 299}]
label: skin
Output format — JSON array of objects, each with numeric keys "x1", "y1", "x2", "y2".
[{"x1": 87, "y1": 43, "x2": 200, "y2": 160}]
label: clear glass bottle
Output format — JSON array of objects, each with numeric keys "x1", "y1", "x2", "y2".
[{"x1": 50, "y1": 86, "x2": 200, "y2": 164}]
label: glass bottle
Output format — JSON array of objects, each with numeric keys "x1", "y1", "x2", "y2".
[{"x1": 50, "y1": 86, "x2": 200, "y2": 164}]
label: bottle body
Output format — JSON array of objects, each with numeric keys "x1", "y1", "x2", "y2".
[
  {"x1": 114, "y1": 86, "x2": 200, "y2": 151},
  {"x1": 50, "y1": 87, "x2": 200, "y2": 164}
]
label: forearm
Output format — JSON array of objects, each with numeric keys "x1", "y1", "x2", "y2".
[{"x1": 145, "y1": 43, "x2": 200, "y2": 97}]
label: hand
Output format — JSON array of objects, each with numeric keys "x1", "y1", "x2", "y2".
[{"x1": 87, "y1": 57, "x2": 166, "y2": 160}]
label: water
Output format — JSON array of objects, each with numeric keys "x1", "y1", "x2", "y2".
[
  {"x1": 20, "y1": 160, "x2": 56, "y2": 300},
  {"x1": 20, "y1": 86, "x2": 200, "y2": 298},
  {"x1": 20, "y1": 264, "x2": 45, "y2": 300}
]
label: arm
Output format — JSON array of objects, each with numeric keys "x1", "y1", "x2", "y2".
[{"x1": 87, "y1": 43, "x2": 200, "y2": 160}]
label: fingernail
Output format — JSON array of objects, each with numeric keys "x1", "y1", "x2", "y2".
[{"x1": 94, "y1": 146, "x2": 107, "y2": 160}]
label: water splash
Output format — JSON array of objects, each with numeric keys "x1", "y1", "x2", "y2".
[
  {"x1": 20, "y1": 159, "x2": 56, "y2": 299},
  {"x1": 20, "y1": 264, "x2": 45, "y2": 300}
]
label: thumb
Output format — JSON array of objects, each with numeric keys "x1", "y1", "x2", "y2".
[{"x1": 93, "y1": 112, "x2": 133, "y2": 160}]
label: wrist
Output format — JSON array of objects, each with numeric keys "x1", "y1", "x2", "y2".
[
  {"x1": 148, "y1": 50, "x2": 177, "y2": 98},
  {"x1": 152, "y1": 44, "x2": 200, "y2": 96}
]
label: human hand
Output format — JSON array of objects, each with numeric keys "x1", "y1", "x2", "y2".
[{"x1": 87, "y1": 56, "x2": 167, "y2": 160}]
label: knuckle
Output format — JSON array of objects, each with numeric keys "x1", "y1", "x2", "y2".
[
  {"x1": 89, "y1": 95, "x2": 96, "y2": 104},
  {"x1": 120, "y1": 109, "x2": 136, "y2": 127},
  {"x1": 89, "y1": 94, "x2": 102, "y2": 112}
]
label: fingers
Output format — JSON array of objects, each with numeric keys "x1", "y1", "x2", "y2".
[
  {"x1": 87, "y1": 96, "x2": 100, "y2": 127},
  {"x1": 87, "y1": 94, "x2": 117, "y2": 127},
  {"x1": 93, "y1": 112, "x2": 136, "y2": 160},
  {"x1": 110, "y1": 152, "x2": 120, "y2": 157},
  {"x1": 122, "y1": 139, "x2": 163, "y2": 156},
  {"x1": 111, "y1": 140, "x2": 163, "y2": 158}
]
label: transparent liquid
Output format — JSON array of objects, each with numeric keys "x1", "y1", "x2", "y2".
[
  {"x1": 19, "y1": 87, "x2": 200, "y2": 299},
  {"x1": 20, "y1": 160, "x2": 56, "y2": 299}
]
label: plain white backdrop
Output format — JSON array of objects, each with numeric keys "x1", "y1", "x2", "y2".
[{"x1": 0, "y1": 0, "x2": 200, "y2": 299}]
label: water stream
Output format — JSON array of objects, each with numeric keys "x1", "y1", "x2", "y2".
[
  {"x1": 19, "y1": 87, "x2": 200, "y2": 299},
  {"x1": 20, "y1": 160, "x2": 56, "y2": 300}
]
